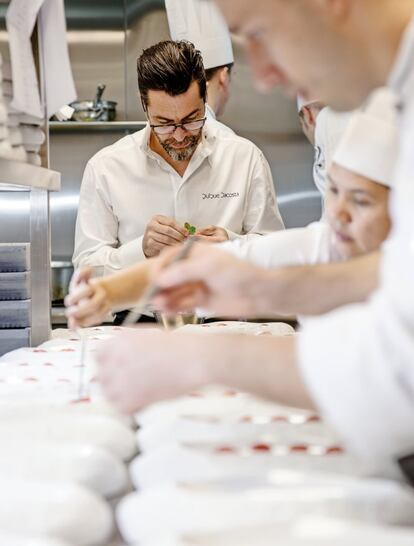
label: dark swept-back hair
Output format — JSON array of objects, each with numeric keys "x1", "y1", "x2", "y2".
[{"x1": 137, "y1": 40, "x2": 207, "y2": 109}]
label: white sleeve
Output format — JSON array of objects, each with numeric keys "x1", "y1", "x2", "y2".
[
  {"x1": 227, "y1": 151, "x2": 285, "y2": 242},
  {"x1": 72, "y1": 162, "x2": 146, "y2": 276},
  {"x1": 298, "y1": 287, "x2": 414, "y2": 476},
  {"x1": 219, "y1": 222, "x2": 332, "y2": 270}
]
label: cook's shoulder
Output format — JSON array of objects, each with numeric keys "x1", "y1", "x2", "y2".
[{"x1": 87, "y1": 129, "x2": 146, "y2": 168}]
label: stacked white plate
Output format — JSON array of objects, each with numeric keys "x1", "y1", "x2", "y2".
[{"x1": 0, "y1": 326, "x2": 138, "y2": 545}]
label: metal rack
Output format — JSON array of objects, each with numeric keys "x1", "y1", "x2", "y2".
[
  {"x1": 0, "y1": 158, "x2": 61, "y2": 346},
  {"x1": 49, "y1": 121, "x2": 146, "y2": 132}
]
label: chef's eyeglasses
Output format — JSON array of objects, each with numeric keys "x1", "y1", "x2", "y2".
[{"x1": 149, "y1": 117, "x2": 207, "y2": 135}]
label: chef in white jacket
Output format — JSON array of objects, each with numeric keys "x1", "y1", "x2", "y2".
[
  {"x1": 165, "y1": 0, "x2": 234, "y2": 129},
  {"x1": 73, "y1": 40, "x2": 284, "y2": 277},
  {"x1": 82, "y1": 0, "x2": 414, "y2": 480}
]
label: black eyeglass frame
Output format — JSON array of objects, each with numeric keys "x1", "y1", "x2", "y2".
[{"x1": 149, "y1": 117, "x2": 207, "y2": 135}]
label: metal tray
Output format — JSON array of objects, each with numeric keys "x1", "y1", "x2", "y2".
[
  {"x1": 0, "y1": 244, "x2": 30, "y2": 272},
  {"x1": 0, "y1": 328, "x2": 30, "y2": 356},
  {"x1": 0, "y1": 272, "x2": 31, "y2": 300},
  {"x1": 0, "y1": 300, "x2": 31, "y2": 328}
]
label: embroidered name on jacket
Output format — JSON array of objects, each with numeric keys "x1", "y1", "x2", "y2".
[{"x1": 202, "y1": 192, "x2": 240, "y2": 200}]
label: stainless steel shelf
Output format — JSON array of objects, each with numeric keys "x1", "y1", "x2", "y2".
[
  {"x1": 49, "y1": 121, "x2": 146, "y2": 132},
  {"x1": 0, "y1": 159, "x2": 61, "y2": 192}
]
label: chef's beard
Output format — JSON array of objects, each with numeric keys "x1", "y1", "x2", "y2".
[{"x1": 157, "y1": 132, "x2": 201, "y2": 162}]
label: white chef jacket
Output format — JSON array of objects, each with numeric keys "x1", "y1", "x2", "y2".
[
  {"x1": 313, "y1": 108, "x2": 352, "y2": 197},
  {"x1": 297, "y1": 16, "x2": 414, "y2": 478},
  {"x1": 220, "y1": 221, "x2": 336, "y2": 270},
  {"x1": 73, "y1": 121, "x2": 284, "y2": 275}
]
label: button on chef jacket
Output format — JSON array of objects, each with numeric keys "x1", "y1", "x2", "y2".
[
  {"x1": 73, "y1": 121, "x2": 284, "y2": 275},
  {"x1": 297, "y1": 16, "x2": 414, "y2": 478}
]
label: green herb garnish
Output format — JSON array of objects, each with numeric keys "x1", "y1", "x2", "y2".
[{"x1": 184, "y1": 222, "x2": 197, "y2": 235}]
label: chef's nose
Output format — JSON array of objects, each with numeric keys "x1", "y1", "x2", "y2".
[
  {"x1": 173, "y1": 126, "x2": 187, "y2": 141},
  {"x1": 332, "y1": 202, "x2": 352, "y2": 226}
]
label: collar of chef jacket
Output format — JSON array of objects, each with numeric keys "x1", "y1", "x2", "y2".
[{"x1": 138, "y1": 121, "x2": 216, "y2": 180}]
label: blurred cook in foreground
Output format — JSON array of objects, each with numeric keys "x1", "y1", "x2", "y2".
[
  {"x1": 94, "y1": 0, "x2": 414, "y2": 479},
  {"x1": 166, "y1": 0, "x2": 234, "y2": 131}
]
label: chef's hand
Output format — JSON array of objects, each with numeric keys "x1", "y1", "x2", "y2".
[
  {"x1": 65, "y1": 267, "x2": 111, "y2": 329},
  {"x1": 152, "y1": 244, "x2": 272, "y2": 317},
  {"x1": 195, "y1": 225, "x2": 229, "y2": 243},
  {"x1": 143, "y1": 215, "x2": 188, "y2": 258},
  {"x1": 97, "y1": 330, "x2": 210, "y2": 413}
]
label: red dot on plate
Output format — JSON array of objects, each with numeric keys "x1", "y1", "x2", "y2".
[
  {"x1": 70, "y1": 397, "x2": 91, "y2": 404},
  {"x1": 240, "y1": 415, "x2": 252, "y2": 423},
  {"x1": 252, "y1": 443, "x2": 271, "y2": 452},
  {"x1": 326, "y1": 446, "x2": 344, "y2": 455},
  {"x1": 306, "y1": 415, "x2": 321, "y2": 423},
  {"x1": 33, "y1": 349, "x2": 47, "y2": 353},
  {"x1": 290, "y1": 444, "x2": 309, "y2": 453},
  {"x1": 271, "y1": 415, "x2": 288, "y2": 422},
  {"x1": 59, "y1": 348, "x2": 75, "y2": 353},
  {"x1": 215, "y1": 446, "x2": 237, "y2": 454}
]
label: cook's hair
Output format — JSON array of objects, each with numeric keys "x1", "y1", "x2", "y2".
[{"x1": 137, "y1": 40, "x2": 207, "y2": 109}]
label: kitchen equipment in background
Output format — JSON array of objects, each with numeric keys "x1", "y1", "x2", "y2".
[
  {"x1": 70, "y1": 84, "x2": 117, "y2": 122},
  {"x1": 51, "y1": 261, "x2": 74, "y2": 303}
]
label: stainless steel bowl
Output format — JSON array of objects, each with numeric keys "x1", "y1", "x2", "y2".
[
  {"x1": 51, "y1": 261, "x2": 74, "y2": 302},
  {"x1": 70, "y1": 99, "x2": 117, "y2": 122}
]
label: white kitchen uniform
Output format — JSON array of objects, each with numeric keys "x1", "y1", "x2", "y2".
[
  {"x1": 298, "y1": 17, "x2": 414, "y2": 477},
  {"x1": 313, "y1": 107, "x2": 352, "y2": 197},
  {"x1": 73, "y1": 121, "x2": 284, "y2": 275},
  {"x1": 205, "y1": 103, "x2": 235, "y2": 135},
  {"x1": 221, "y1": 221, "x2": 336, "y2": 271}
]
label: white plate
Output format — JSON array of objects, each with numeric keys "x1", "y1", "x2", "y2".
[
  {"x1": 117, "y1": 480, "x2": 414, "y2": 542},
  {"x1": 0, "y1": 443, "x2": 128, "y2": 498},
  {"x1": 0, "y1": 477, "x2": 113, "y2": 545},
  {"x1": 132, "y1": 517, "x2": 414, "y2": 546},
  {"x1": 0, "y1": 413, "x2": 136, "y2": 461},
  {"x1": 131, "y1": 443, "x2": 367, "y2": 490},
  {"x1": 177, "y1": 321, "x2": 295, "y2": 337},
  {"x1": 137, "y1": 414, "x2": 337, "y2": 452},
  {"x1": 137, "y1": 390, "x2": 313, "y2": 426},
  {"x1": 0, "y1": 533, "x2": 70, "y2": 546}
]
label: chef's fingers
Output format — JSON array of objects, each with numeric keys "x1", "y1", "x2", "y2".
[
  {"x1": 156, "y1": 215, "x2": 188, "y2": 237},
  {"x1": 196, "y1": 225, "x2": 215, "y2": 235},
  {"x1": 69, "y1": 266, "x2": 93, "y2": 290},
  {"x1": 157, "y1": 247, "x2": 213, "y2": 289},
  {"x1": 152, "y1": 222, "x2": 187, "y2": 243},
  {"x1": 67, "y1": 290, "x2": 107, "y2": 323},
  {"x1": 65, "y1": 282, "x2": 94, "y2": 307},
  {"x1": 154, "y1": 283, "x2": 207, "y2": 312},
  {"x1": 150, "y1": 231, "x2": 183, "y2": 247}
]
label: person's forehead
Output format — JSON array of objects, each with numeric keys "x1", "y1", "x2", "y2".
[{"x1": 147, "y1": 83, "x2": 204, "y2": 118}]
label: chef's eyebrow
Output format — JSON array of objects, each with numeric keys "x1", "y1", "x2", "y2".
[
  {"x1": 328, "y1": 174, "x2": 373, "y2": 196},
  {"x1": 154, "y1": 108, "x2": 201, "y2": 123}
]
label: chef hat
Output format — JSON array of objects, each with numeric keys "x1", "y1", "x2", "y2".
[
  {"x1": 165, "y1": 0, "x2": 234, "y2": 70},
  {"x1": 332, "y1": 88, "x2": 399, "y2": 188}
]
